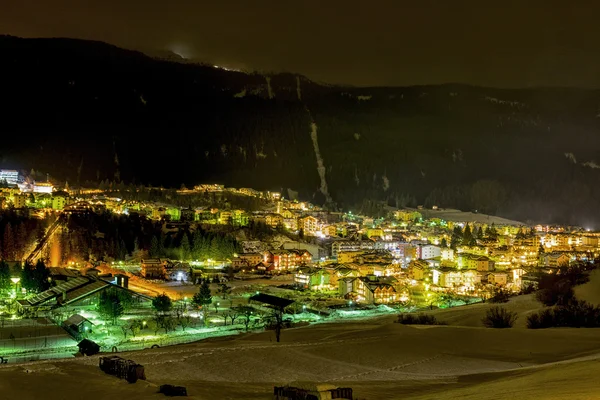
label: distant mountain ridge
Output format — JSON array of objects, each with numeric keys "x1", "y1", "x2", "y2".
[{"x1": 1, "y1": 35, "x2": 600, "y2": 226}]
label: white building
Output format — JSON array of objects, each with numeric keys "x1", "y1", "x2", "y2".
[
  {"x1": 33, "y1": 182, "x2": 54, "y2": 194},
  {"x1": 418, "y1": 244, "x2": 441, "y2": 260},
  {"x1": 441, "y1": 248, "x2": 455, "y2": 261},
  {"x1": 0, "y1": 170, "x2": 20, "y2": 185}
]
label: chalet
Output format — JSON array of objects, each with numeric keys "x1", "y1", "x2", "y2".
[
  {"x1": 265, "y1": 213, "x2": 284, "y2": 228},
  {"x1": 232, "y1": 253, "x2": 263, "y2": 269},
  {"x1": 265, "y1": 249, "x2": 311, "y2": 271},
  {"x1": 356, "y1": 276, "x2": 398, "y2": 304},
  {"x1": 294, "y1": 267, "x2": 331, "y2": 290},
  {"x1": 486, "y1": 272, "x2": 508, "y2": 286},
  {"x1": 339, "y1": 276, "x2": 398, "y2": 304},
  {"x1": 408, "y1": 260, "x2": 430, "y2": 280},
  {"x1": 166, "y1": 262, "x2": 191, "y2": 282},
  {"x1": 458, "y1": 254, "x2": 495, "y2": 271},
  {"x1": 327, "y1": 264, "x2": 360, "y2": 287},
  {"x1": 431, "y1": 267, "x2": 481, "y2": 290},
  {"x1": 256, "y1": 262, "x2": 276, "y2": 274},
  {"x1": 298, "y1": 215, "x2": 319, "y2": 235},
  {"x1": 141, "y1": 259, "x2": 168, "y2": 279},
  {"x1": 540, "y1": 253, "x2": 570, "y2": 267}
]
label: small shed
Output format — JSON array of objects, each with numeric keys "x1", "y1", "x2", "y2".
[
  {"x1": 64, "y1": 314, "x2": 93, "y2": 334},
  {"x1": 78, "y1": 339, "x2": 100, "y2": 356}
]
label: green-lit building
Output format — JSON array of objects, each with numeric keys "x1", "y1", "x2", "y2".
[{"x1": 166, "y1": 207, "x2": 181, "y2": 221}]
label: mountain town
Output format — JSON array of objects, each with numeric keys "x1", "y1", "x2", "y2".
[{"x1": 0, "y1": 167, "x2": 597, "y2": 366}]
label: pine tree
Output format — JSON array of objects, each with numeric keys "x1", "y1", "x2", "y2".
[
  {"x1": 2, "y1": 223, "x2": 15, "y2": 261},
  {"x1": 180, "y1": 234, "x2": 191, "y2": 260},
  {"x1": 20, "y1": 262, "x2": 36, "y2": 292},
  {"x1": 152, "y1": 293, "x2": 173, "y2": 314},
  {"x1": 192, "y1": 280, "x2": 212, "y2": 326},
  {"x1": 157, "y1": 232, "x2": 165, "y2": 257},
  {"x1": 149, "y1": 236, "x2": 159, "y2": 258},
  {"x1": 0, "y1": 260, "x2": 11, "y2": 293},
  {"x1": 97, "y1": 290, "x2": 124, "y2": 325},
  {"x1": 462, "y1": 224, "x2": 473, "y2": 244},
  {"x1": 16, "y1": 223, "x2": 28, "y2": 260},
  {"x1": 209, "y1": 237, "x2": 220, "y2": 260},
  {"x1": 192, "y1": 230, "x2": 203, "y2": 260},
  {"x1": 33, "y1": 259, "x2": 50, "y2": 292}
]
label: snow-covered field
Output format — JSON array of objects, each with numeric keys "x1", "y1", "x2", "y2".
[
  {"x1": 2, "y1": 300, "x2": 600, "y2": 399},
  {"x1": 3, "y1": 279, "x2": 600, "y2": 399},
  {"x1": 418, "y1": 208, "x2": 523, "y2": 225}
]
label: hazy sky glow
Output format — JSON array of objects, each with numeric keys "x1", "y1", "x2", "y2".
[{"x1": 2, "y1": 0, "x2": 599, "y2": 87}]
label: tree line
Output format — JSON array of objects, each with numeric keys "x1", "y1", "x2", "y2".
[
  {"x1": 0, "y1": 259, "x2": 50, "y2": 294},
  {"x1": 52, "y1": 212, "x2": 241, "y2": 264}
]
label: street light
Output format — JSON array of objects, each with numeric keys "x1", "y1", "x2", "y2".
[{"x1": 10, "y1": 277, "x2": 20, "y2": 298}]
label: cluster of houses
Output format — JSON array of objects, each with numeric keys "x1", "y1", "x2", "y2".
[{"x1": 231, "y1": 249, "x2": 313, "y2": 274}]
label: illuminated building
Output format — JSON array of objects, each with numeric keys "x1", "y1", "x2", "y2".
[
  {"x1": 231, "y1": 253, "x2": 263, "y2": 269},
  {"x1": 140, "y1": 259, "x2": 168, "y2": 279},
  {"x1": 457, "y1": 253, "x2": 495, "y2": 271},
  {"x1": 265, "y1": 213, "x2": 283, "y2": 228},
  {"x1": 12, "y1": 194, "x2": 28, "y2": 208},
  {"x1": 0, "y1": 169, "x2": 21, "y2": 185},
  {"x1": 339, "y1": 276, "x2": 398, "y2": 304},
  {"x1": 52, "y1": 194, "x2": 67, "y2": 210},
  {"x1": 298, "y1": 215, "x2": 319, "y2": 235},
  {"x1": 33, "y1": 182, "x2": 54, "y2": 194},
  {"x1": 294, "y1": 266, "x2": 330, "y2": 290},
  {"x1": 417, "y1": 244, "x2": 441, "y2": 260}
]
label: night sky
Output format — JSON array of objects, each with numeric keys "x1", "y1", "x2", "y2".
[{"x1": 2, "y1": 0, "x2": 599, "y2": 87}]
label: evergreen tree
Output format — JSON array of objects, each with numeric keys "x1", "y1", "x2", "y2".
[
  {"x1": 487, "y1": 223, "x2": 499, "y2": 239},
  {"x1": 152, "y1": 293, "x2": 173, "y2": 314},
  {"x1": 440, "y1": 238, "x2": 448, "y2": 248},
  {"x1": 2, "y1": 223, "x2": 15, "y2": 261},
  {"x1": 20, "y1": 262, "x2": 36, "y2": 292},
  {"x1": 97, "y1": 290, "x2": 124, "y2": 325},
  {"x1": 462, "y1": 224, "x2": 473, "y2": 245},
  {"x1": 481, "y1": 225, "x2": 488, "y2": 238},
  {"x1": 180, "y1": 234, "x2": 191, "y2": 260},
  {"x1": 0, "y1": 260, "x2": 11, "y2": 293},
  {"x1": 149, "y1": 236, "x2": 160, "y2": 258},
  {"x1": 33, "y1": 260, "x2": 50, "y2": 292},
  {"x1": 16, "y1": 223, "x2": 28, "y2": 260},
  {"x1": 209, "y1": 237, "x2": 220, "y2": 260},
  {"x1": 192, "y1": 280, "x2": 212, "y2": 326},
  {"x1": 157, "y1": 232, "x2": 165, "y2": 257},
  {"x1": 117, "y1": 239, "x2": 128, "y2": 260}
]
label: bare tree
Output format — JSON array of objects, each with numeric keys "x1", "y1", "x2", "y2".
[
  {"x1": 179, "y1": 314, "x2": 192, "y2": 331},
  {"x1": 227, "y1": 309, "x2": 241, "y2": 325},
  {"x1": 236, "y1": 306, "x2": 255, "y2": 332},
  {"x1": 120, "y1": 324, "x2": 128, "y2": 339},
  {"x1": 129, "y1": 320, "x2": 142, "y2": 337}
]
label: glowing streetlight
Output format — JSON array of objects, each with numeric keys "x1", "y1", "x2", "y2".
[{"x1": 10, "y1": 277, "x2": 20, "y2": 284}]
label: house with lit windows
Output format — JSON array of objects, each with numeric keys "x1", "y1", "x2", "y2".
[{"x1": 339, "y1": 276, "x2": 398, "y2": 304}]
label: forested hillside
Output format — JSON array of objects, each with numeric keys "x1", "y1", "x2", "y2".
[{"x1": 1, "y1": 35, "x2": 600, "y2": 226}]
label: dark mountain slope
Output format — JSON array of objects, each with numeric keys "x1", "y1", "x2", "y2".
[{"x1": 1, "y1": 35, "x2": 600, "y2": 226}]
